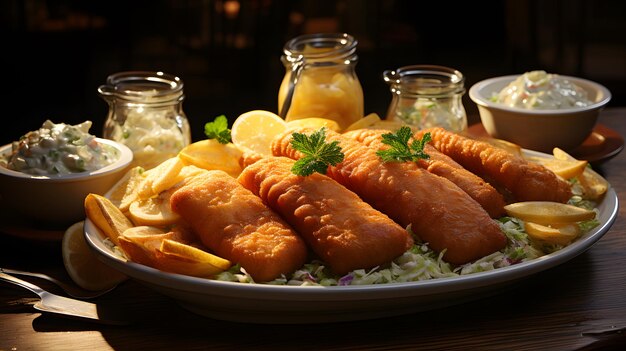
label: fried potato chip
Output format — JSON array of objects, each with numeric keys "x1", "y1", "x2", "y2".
[
  {"x1": 107, "y1": 166, "x2": 145, "y2": 212},
  {"x1": 135, "y1": 156, "x2": 185, "y2": 199},
  {"x1": 84, "y1": 193, "x2": 135, "y2": 246}
]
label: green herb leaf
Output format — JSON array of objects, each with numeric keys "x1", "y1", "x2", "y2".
[
  {"x1": 376, "y1": 127, "x2": 431, "y2": 162},
  {"x1": 204, "y1": 115, "x2": 232, "y2": 144},
  {"x1": 290, "y1": 127, "x2": 344, "y2": 176}
]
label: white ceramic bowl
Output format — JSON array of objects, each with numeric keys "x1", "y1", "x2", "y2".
[
  {"x1": 0, "y1": 138, "x2": 133, "y2": 226},
  {"x1": 469, "y1": 74, "x2": 611, "y2": 152}
]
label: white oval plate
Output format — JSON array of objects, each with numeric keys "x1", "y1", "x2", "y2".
[{"x1": 84, "y1": 151, "x2": 619, "y2": 324}]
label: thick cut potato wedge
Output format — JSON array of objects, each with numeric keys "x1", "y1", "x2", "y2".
[
  {"x1": 504, "y1": 201, "x2": 596, "y2": 225},
  {"x1": 524, "y1": 222, "x2": 580, "y2": 245},
  {"x1": 157, "y1": 239, "x2": 232, "y2": 277},
  {"x1": 84, "y1": 193, "x2": 135, "y2": 246}
]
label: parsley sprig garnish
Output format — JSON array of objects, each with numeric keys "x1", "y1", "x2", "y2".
[
  {"x1": 204, "y1": 115, "x2": 231, "y2": 144},
  {"x1": 290, "y1": 127, "x2": 344, "y2": 176},
  {"x1": 376, "y1": 126, "x2": 431, "y2": 162}
]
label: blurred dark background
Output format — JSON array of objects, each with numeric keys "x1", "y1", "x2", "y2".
[{"x1": 2, "y1": 0, "x2": 625, "y2": 144}]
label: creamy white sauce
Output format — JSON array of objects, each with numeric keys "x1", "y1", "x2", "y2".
[
  {"x1": 495, "y1": 70, "x2": 592, "y2": 109},
  {"x1": 107, "y1": 109, "x2": 185, "y2": 170},
  {"x1": 1, "y1": 120, "x2": 119, "y2": 176}
]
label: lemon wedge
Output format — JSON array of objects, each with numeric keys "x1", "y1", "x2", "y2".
[
  {"x1": 286, "y1": 117, "x2": 341, "y2": 132},
  {"x1": 504, "y1": 201, "x2": 596, "y2": 225},
  {"x1": 526, "y1": 156, "x2": 588, "y2": 180},
  {"x1": 231, "y1": 110, "x2": 287, "y2": 155},
  {"x1": 179, "y1": 139, "x2": 242, "y2": 177},
  {"x1": 552, "y1": 147, "x2": 608, "y2": 200},
  {"x1": 343, "y1": 113, "x2": 382, "y2": 132},
  {"x1": 524, "y1": 222, "x2": 580, "y2": 245},
  {"x1": 62, "y1": 221, "x2": 127, "y2": 291}
]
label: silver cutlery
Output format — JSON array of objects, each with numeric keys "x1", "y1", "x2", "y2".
[
  {"x1": 0, "y1": 271, "x2": 131, "y2": 325},
  {"x1": 0, "y1": 267, "x2": 116, "y2": 299}
]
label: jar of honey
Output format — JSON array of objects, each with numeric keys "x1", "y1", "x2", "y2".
[
  {"x1": 278, "y1": 33, "x2": 364, "y2": 130},
  {"x1": 98, "y1": 71, "x2": 191, "y2": 170},
  {"x1": 383, "y1": 65, "x2": 467, "y2": 133}
]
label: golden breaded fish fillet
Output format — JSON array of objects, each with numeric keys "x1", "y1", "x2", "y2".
[
  {"x1": 238, "y1": 156, "x2": 413, "y2": 275},
  {"x1": 418, "y1": 127, "x2": 572, "y2": 203},
  {"x1": 344, "y1": 128, "x2": 506, "y2": 218},
  {"x1": 272, "y1": 128, "x2": 507, "y2": 265},
  {"x1": 170, "y1": 170, "x2": 307, "y2": 282}
]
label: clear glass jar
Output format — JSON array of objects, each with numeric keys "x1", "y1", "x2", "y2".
[
  {"x1": 98, "y1": 71, "x2": 191, "y2": 170},
  {"x1": 278, "y1": 33, "x2": 364, "y2": 130},
  {"x1": 383, "y1": 65, "x2": 467, "y2": 133}
]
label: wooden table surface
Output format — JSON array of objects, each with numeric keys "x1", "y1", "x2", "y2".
[{"x1": 1, "y1": 109, "x2": 625, "y2": 351}]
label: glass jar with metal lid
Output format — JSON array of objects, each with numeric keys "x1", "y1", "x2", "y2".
[
  {"x1": 98, "y1": 71, "x2": 191, "y2": 170},
  {"x1": 278, "y1": 33, "x2": 364, "y2": 130},
  {"x1": 383, "y1": 65, "x2": 467, "y2": 133}
]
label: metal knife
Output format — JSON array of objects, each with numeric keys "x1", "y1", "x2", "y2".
[{"x1": 0, "y1": 272, "x2": 131, "y2": 325}]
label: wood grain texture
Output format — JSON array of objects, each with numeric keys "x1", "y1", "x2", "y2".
[{"x1": 2, "y1": 109, "x2": 626, "y2": 351}]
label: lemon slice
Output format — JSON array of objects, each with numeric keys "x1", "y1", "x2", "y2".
[
  {"x1": 231, "y1": 110, "x2": 287, "y2": 155},
  {"x1": 504, "y1": 201, "x2": 596, "y2": 225},
  {"x1": 286, "y1": 117, "x2": 341, "y2": 132},
  {"x1": 128, "y1": 194, "x2": 181, "y2": 227},
  {"x1": 62, "y1": 221, "x2": 127, "y2": 291},
  {"x1": 343, "y1": 113, "x2": 382, "y2": 132},
  {"x1": 179, "y1": 139, "x2": 242, "y2": 176}
]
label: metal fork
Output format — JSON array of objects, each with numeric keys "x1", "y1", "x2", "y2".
[{"x1": 0, "y1": 267, "x2": 117, "y2": 300}]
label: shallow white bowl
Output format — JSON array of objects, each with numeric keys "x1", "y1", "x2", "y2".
[
  {"x1": 0, "y1": 138, "x2": 133, "y2": 226},
  {"x1": 469, "y1": 74, "x2": 611, "y2": 152}
]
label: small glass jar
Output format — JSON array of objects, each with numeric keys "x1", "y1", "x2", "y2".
[
  {"x1": 98, "y1": 71, "x2": 191, "y2": 170},
  {"x1": 278, "y1": 33, "x2": 364, "y2": 130},
  {"x1": 383, "y1": 65, "x2": 468, "y2": 133}
]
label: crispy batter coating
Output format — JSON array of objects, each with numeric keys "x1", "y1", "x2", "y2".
[
  {"x1": 238, "y1": 156, "x2": 413, "y2": 275},
  {"x1": 418, "y1": 127, "x2": 572, "y2": 203},
  {"x1": 272, "y1": 128, "x2": 507, "y2": 265},
  {"x1": 344, "y1": 129, "x2": 506, "y2": 218},
  {"x1": 170, "y1": 170, "x2": 307, "y2": 282}
]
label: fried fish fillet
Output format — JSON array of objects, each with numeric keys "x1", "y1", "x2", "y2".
[
  {"x1": 418, "y1": 127, "x2": 572, "y2": 203},
  {"x1": 272, "y1": 128, "x2": 507, "y2": 265},
  {"x1": 170, "y1": 170, "x2": 307, "y2": 282},
  {"x1": 238, "y1": 156, "x2": 413, "y2": 275},
  {"x1": 344, "y1": 128, "x2": 506, "y2": 218}
]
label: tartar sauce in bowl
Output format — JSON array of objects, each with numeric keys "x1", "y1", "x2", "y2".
[
  {"x1": 494, "y1": 70, "x2": 592, "y2": 110},
  {"x1": 1, "y1": 120, "x2": 119, "y2": 176}
]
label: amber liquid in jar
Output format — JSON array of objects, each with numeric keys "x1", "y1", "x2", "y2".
[{"x1": 278, "y1": 33, "x2": 364, "y2": 130}]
